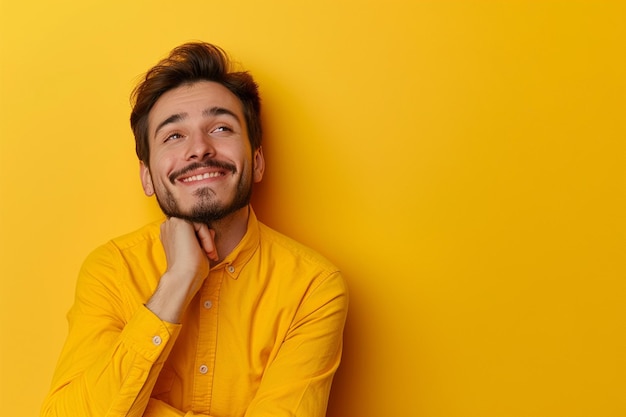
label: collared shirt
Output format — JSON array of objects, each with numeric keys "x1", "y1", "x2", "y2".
[{"x1": 41, "y1": 209, "x2": 348, "y2": 417}]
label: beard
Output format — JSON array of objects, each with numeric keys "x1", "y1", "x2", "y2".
[{"x1": 153, "y1": 162, "x2": 253, "y2": 226}]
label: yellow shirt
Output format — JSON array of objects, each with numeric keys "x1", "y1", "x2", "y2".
[{"x1": 41, "y1": 209, "x2": 348, "y2": 417}]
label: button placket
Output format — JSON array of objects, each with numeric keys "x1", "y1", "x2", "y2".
[{"x1": 192, "y1": 269, "x2": 223, "y2": 407}]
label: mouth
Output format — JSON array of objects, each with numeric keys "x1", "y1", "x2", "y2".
[
  {"x1": 169, "y1": 161, "x2": 236, "y2": 185},
  {"x1": 180, "y1": 171, "x2": 225, "y2": 183}
]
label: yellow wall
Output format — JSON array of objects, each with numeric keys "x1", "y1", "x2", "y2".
[{"x1": 1, "y1": 1, "x2": 625, "y2": 416}]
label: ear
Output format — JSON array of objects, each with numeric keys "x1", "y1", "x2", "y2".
[
  {"x1": 252, "y1": 147, "x2": 265, "y2": 183},
  {"x1": 140, "y1": 161, "x2": 155, "y2": 196}
]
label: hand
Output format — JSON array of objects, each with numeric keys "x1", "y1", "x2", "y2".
[
  {"x1": 146, "y1": 218, "x2": 218, "y2": 323},
  {"x1": 160, "y1": 218, "x2": 218, "y2": 279}
]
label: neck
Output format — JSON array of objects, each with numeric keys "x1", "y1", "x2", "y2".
[{"x1": 208, "y1": 205, "x2": 250, "y2": 265}]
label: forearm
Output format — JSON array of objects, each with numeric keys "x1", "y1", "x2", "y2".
[
  {"x1": 42, "y1": 306, "x2": 181, "y2": 417},
  {"x1": 144, "y1": 399, "x2": 211, "y2": 417}
]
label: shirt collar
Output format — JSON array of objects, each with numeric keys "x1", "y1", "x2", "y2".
[{"x1": 213, "y1": 206, "x2": 261, "y2": 280}]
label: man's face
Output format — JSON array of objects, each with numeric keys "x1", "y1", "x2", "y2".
[{"x1": 140, "y1": 81, "x2": 264, "y2": 225}]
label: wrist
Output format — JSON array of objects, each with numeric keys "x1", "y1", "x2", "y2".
[{"x1": 146, "y1": 271, "x2": 189, "y2": 323}]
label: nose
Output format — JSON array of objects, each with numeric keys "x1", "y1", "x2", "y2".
[{"x1": 185, "y1": 130, "x2": 215, "y2": 161}]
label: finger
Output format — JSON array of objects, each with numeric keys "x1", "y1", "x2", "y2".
[
  {"x1": 160, "y1": 217, "x2": 186, "y2": 241},
  {"x1": 194, "y1": 223, "x2": 219, "y2": 261}
]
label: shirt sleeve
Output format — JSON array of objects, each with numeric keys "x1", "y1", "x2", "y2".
[
  {"x1": 244, "y1": 270, "x2": 349, "y2": 417},
  {"x1": 41, "y1": 242, "x2": 182, "y2": 417},
  {"x1": 144, "y1": 398, "x2": 210, "y2": 417}
]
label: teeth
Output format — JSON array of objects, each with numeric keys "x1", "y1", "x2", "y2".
[{"x1": 182, "y1": 172, "x2": 223, "y2": 182}]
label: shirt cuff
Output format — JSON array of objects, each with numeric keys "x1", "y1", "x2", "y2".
[{"x1": 120, "y1": 305, "x2": 182, "y2": 362}]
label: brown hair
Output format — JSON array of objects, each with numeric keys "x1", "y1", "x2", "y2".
[{"x1": 130, "y1": 42, "x2": 262, "y2": 165}]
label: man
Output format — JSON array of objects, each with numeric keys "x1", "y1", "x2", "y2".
[{"x1": 41, "y1": 42, "x2": 348, "y2": 417}]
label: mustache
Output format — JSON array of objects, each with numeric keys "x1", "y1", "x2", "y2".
[{"x1": 168, "y1": 160, "x2": 237, "y2": 184}]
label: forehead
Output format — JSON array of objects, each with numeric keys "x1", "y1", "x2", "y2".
[{"x1": 148, "y1": 81, "x2": 244, "y2": 134}]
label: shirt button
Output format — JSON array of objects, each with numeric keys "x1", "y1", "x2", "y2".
[
  {"x1": 227, "y1": 265, "x2": 235, "y2": 273},
  {"x1": 152, "y1": 336, "x2": 162, "y2": 346},
  {"x1": 199, "y1": 364, "x2": 208, "y2": 374},
  {"x1": 203, "y1": 300, "x2": 213, "y2": 309}
]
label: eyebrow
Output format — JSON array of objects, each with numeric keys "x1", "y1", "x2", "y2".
[
  {"x1": 202, "y1": 106, "x2": 241, "y2": 123},
  {"x1": 154, "y1": 113, "x2": 188, "y2": 137}
]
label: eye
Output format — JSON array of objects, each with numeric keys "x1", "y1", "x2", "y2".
[
  {"x1": 164, "y1": 132, "x2": 183, "y2": 142},
  {"x1": 212, "y1": 125, "x2": 233, "y2": 133}
]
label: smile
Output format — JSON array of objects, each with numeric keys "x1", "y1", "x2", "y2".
[
  {"x1": 181, "y1": 171, "x2": 224, "y2": 183},
  {"x1": 169, "y1": 160, "x2": 237, "y2": 185}
]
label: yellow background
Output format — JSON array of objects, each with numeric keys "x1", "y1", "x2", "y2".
[{"x1": 1, "y1": 1, "x2": 625, "y2": 416}]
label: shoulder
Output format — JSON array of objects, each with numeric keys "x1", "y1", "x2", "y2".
[
  {"x1": 256, "y1": 222, "x2": 347, "y2": 294},
  {"x1": 255, "y1": 223, "x2": 349, "y2": 317},
  {"x1": 109, "y1": 218, "x2": 163, "y2": 252},
  {"x1": 81, "y1": 218, "x2": 165, "y2": 275},
  {"x1": 76, "y1": 218, "x2": 166, "y2": 302},
  {"x1": 257, "y1": 222, "x2": 338, "y2": 271}
]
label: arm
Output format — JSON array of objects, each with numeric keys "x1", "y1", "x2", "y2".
[
  {"x1": 245, "y1": 271, "x2": 349, "y2": 417},
  {"x1": 41, "y1": 244, "x2": 183, "y2": 417},
  {"x1": 42, "y1": 219, "x2": 217, "y2": 417}
]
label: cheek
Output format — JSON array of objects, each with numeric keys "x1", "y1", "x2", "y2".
[
  {"x1": 150, "y1": 154, "x2": 174, "y2": 180},
  {"x1": 231, "y1": 144, "x2": 254, "y2": 167}
]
